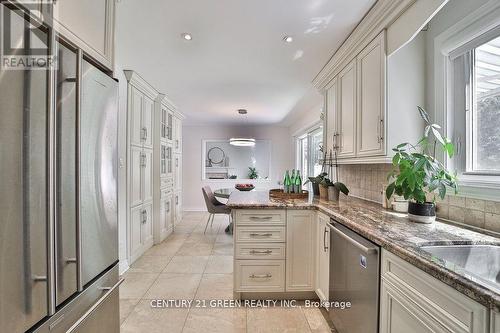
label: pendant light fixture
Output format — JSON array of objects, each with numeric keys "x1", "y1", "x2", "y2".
[{"x1": 230, "y1": 109, "x2": 256, "y2": 147}]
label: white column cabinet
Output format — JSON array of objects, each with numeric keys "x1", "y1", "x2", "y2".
[
  {"x1": 315, "y1": 212, "x2": 330, "y2": 303},
  {"x1": 356, "y1": 32, "x2": 386, "y2": 157},
  {"x1": 125, "y1": 71, "x2": 159, "y2": 263},
  {"x1": 142, "y1": 149, "x2": 153, "y2": 203},
  {"x1": 142, "y1": 96, "x2": 154, "y2": 150},
  {"x1": 130, "y1": 87, "x2": 144, "y2": 147},
  {"x1": 286, "y1": 210, "x2": 315, "y2": 291},
  {"x1": 130, "y1": 146, "x2": 142, "y2": 208},
  {"x1": 337, "y1": 60, "x2": 357, "y2": 158}
]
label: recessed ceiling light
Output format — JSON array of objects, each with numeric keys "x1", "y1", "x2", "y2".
[
  {"x1": 181, "y1": 33, "x2": 192, "y2": 41},
  {"x1": 283, "y1": 36, "x2": 293, "y2": 43}
]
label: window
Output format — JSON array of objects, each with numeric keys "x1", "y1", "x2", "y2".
[
  {"x1": 452, "y1": 32, "x2": 500, "y2": 176},
  {"x1": 471, "y1": 36, "x2": 500, "y2": 172},
  {"x1": 295, "y1": 125, "x2": 323, "y2": 188}
]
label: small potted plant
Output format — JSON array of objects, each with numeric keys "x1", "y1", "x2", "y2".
[
  {"x1": 304, "y1": 146, "x2": 328, "y2": 196},
  {"x1": 304, "y1": 172, "x2": 327, "y2": 196},
  {"x1": 325, "y1": 149, "x2": 349, "y2": 201},
  {"x1": 248, "y1": 167, "x2": 258, "y2": 179},
  {"x1": 386, "y1": 107, "x2": 458, "y2": 223}
]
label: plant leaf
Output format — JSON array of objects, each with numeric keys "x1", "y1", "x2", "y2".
[
  {"x1": 418, "y1": 106, "x2": 431, "y2": 124},
  {"x1": 334, "y1": 182, "x2": 349, "y2": 195},
  {"x1": 431, "y1": 127, "x2": 445, "y2": 145},
  {"x1": 386, "y1": 183, "x2": 395, "y2": 199}
]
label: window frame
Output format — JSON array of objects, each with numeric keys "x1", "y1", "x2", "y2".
[
  {"x1": 433, "y1": 0, "x2": 500, "y2": 200},
  {"x1": 294, "y1": 122, "x2": 323, "y2": 189}
]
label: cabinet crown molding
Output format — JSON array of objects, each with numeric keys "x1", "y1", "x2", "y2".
[
  {"x1": 124, "y1": 70, "x2": 159, "y2": 99},
  {"x1": 312, "y1": 0, "x2": 415, "y2": 91}
]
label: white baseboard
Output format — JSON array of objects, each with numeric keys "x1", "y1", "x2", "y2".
[
  {"x1": 119, "y1": 259, "x2": 129, "y2": 275},
  {"x1": 183, "y1": 207, "x2": 208, "y2": 212}
]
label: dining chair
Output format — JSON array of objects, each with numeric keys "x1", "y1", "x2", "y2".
[{"x1": 202, "y1": 186, "x2": 231, "y2": 234}]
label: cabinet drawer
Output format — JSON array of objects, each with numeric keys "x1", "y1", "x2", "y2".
[
  {"x1": 235, "y1": 226, "x2": 285, "y2": 243},
  {"x1": 235, "y1": 210, "x2": 285, "y2": 226},
  {"x1": 235, "y1": 260, "x2": 285, "y2": 292},
  {"x1": 235, "y1": 243, "x2": 285, "y2": 260}
]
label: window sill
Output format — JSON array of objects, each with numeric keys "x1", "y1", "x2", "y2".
[{"x1": 456, "y1": 173, "x2": 500, "y2": 201}]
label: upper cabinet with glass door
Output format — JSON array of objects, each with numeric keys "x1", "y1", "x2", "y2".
[
  {"x1": 160, "y1": 97, "x2": 175, "y2": 144},
  {"x1": 51, "y1": 0, "x2": 115, "y2": 70}
]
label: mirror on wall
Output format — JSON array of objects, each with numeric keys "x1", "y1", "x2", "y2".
[{"x1": 202, "y1": 140, "x2": 271, "y2": 180}]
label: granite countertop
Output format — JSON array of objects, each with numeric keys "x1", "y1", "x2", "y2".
[{"x1": 227, "y1": 190, "x2": 500, "y2": 311}]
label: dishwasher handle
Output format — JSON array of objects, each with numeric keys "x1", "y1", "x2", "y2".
[{"x1": 329, "y1": 223, "x2": 378, "y2": 254}]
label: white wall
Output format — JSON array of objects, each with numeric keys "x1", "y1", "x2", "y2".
[
  {"x1": 425, "y1": 0, "x2": 490, "y2": 113},
  {"x1": 183, "y1": 125, "x2": 292, "y2": 211}
]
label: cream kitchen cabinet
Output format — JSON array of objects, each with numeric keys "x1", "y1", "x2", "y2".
[
  {"x1": 315, "y1": 212, "x2": 330, "y2": 303},
  {"x1": 173, "y1": 116, "x2": 182, "y2": 154},
  {"x1": 356, "y1": 32, "x2": 386, "y2": 157},
  {"x1": 128, "y1": 119, "x2": 153, "y2": 207},
  {"x1": 142, "y1": 96, "x2": 154, "y2": 150},
  {"x1": 325, "y1": 77, "x2": 339, "y2": 154},
  {"x1": 174, "y1": 191, "x2": 182, "y2": 225},
  {"x1": 380, "y1": 250, "x2": 489, "y2": 333},
  {"x1": 129, "y1": 203, "x2": 153, "y2": 263},
  {"x1": 142, "y1": 149, "x2": 153, "y2": 203},
  {"x1": 337, "y1": 60, "x2": 357, "y2": 158},
  {"x1": 286, "y1": 210, "x2": 315, "y2": 292},
  {"x1": 157, "y1": 190, "x2": 173, "y2": 242},
  {"x1": 52, "y1": 0, "x2": 115, "y2": 70},
  {"x1": 125, "y1": 71, "x2": 159, "y2": 263},
  {"x1": 321, "y1": 30, "x2": 424, "y2": 164},
  {"x1": 174, "y1": 153, "x2": 182, "y2": 191}
]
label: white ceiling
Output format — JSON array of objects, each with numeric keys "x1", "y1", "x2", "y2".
[{"x1": 115, "y1": 0, "x2": 375, "y2": 125}]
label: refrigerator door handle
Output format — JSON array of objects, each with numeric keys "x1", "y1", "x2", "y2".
[
  {"x1": 330, "y1": 223, "x2": 378, "y2": 254},
  {"x1": 66, "y1": 278, "x2": 124, "y2": 333}
]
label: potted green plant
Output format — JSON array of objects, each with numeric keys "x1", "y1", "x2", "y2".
[
  {"x1": 326, "y1": 150, "x2": 349, "y2": 202},
  {"x1": 386, "y1": 107, "x2": 458, "y2": 223},
  {"x1": 303, "y1": 172, "x2": 326, "y2": 196},
  {"x1": 248, "y1": 167, "x2": 258, "y2": 179},
  {"x1": 303, "y1": 147, "x2": 328, "y2": 196}
]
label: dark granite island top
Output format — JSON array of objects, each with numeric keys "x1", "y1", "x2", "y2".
[{"x1": 227, "y1": 190, "x2": 500, "y2": 311}]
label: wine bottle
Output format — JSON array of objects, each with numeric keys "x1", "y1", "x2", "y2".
[
  {"x1": 290, "y1": 169, "x2": 296, "y2": 193},
  {"x1": 284, "y1": 170, "x2": 291, "y2": 193},
  {"x1": 295, "y1": 170, "x2": 302, "y2": 193}
]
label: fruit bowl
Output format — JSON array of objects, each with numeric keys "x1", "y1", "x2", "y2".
[{"x1": 235, "y1": 184, "x2": 255, "y2": 191}]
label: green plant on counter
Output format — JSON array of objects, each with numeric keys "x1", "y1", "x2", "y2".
[
  {"x1": 248, "y1": 167, "x2": 258, "y2": 179},
  {"x1": 320, "y1": 176, "x2": 349, "y2": 195},
  {"x1": 386, "y1": 106, "x2": 458, "y2": 203}
]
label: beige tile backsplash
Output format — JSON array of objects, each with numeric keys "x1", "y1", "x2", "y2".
[
  {"x1": 337, "y1": 164, "x2": 393, "y2": 205},
  {"x1": 337, "y1": 163, "x2": 500, "y2": 234}
]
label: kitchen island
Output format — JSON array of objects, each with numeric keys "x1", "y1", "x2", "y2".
[{"x1": 227, "y1": 190, "x2": 500, "y2": 333}]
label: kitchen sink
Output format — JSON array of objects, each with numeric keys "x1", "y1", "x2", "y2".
[{"x1": 421, "y1": 245, "x2": 500, "y2": 292}]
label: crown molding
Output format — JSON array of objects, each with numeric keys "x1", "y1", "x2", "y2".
[
  {"x1": 123, "y1": 70, "x2": 159, "y2": 99},
  {"x1": 312, "y1": 0, "x2": 415, "y2": 91}
]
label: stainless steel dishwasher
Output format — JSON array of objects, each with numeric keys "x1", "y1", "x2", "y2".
[{"x1": 329, "y1": 220, "x2": 380, "y2": 333}]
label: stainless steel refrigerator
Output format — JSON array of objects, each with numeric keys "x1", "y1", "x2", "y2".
[{"x1": 0, "y1": 4, "x2": 120, "y2": 332}]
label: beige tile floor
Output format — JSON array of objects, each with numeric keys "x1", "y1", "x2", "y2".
[{"x1": 120, "y1": 211, "x2": 334, "y2": 333}]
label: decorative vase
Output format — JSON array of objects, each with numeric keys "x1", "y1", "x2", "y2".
[
  {"x1": 319, "y1": 185, "x2": 328, "y2": 200},
  {"x1": 328, "y1": 186, "x2": 340, "y2": 202},
  {"x1": 408, "y1": 202, "x2": 436, "y2": 224},
  {"x1": 312, "y1": 183, "x2": 320, "y2": 196}
]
